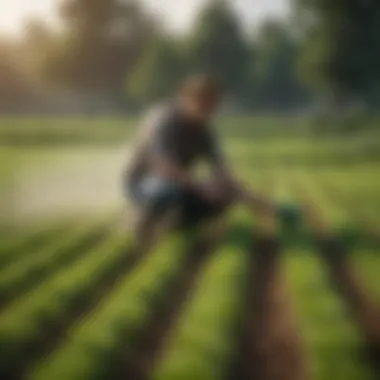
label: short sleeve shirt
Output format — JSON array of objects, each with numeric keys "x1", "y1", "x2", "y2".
[{"x1": 126, "y1": 102, "x2": 223, "y2": 183}]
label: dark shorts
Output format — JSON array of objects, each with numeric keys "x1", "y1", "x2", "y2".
[{"x1": 126, "y1": 176, "x2": 225, "y2": 226}]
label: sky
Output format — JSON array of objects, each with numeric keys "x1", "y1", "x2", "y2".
[{"x1": 0, "y1": 0, "x2": 290, "y2": 36}]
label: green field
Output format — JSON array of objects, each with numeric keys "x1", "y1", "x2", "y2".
[{"x1": 0, "y1": 117, "x2": 379, "y2": 380}]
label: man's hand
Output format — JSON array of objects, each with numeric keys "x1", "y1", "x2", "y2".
[
  {"x1": 197, "y1": 179, "x2": 236, "y2": 204},
  {"x1": 230, "y1": 181, "x2": 277, "y2": 215}
]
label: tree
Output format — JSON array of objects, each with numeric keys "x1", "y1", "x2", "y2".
[
  {"x1": 253, "y1": 20, "x2": 310, "y2": 111},
  {"x1": 0, "y1": 39, "x2": 36, "y2": 113},
  {"x1": 190, "y1": 0, "x2": 250, "y2": 101},
  {"x1": 21, "y1": 18, "x2": 55, "y2": 84},
  {"x1": 127, "y1": 36, "x2": 188, "y2": 104},
  {"x1": 297, "y1": 0, "x2": 380, "y2": 106},
  {"x1": 43, "y1": 0, "x2": 154, "y2": 102}
]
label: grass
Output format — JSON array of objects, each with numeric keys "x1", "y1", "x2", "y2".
[
  {"x1": 30, "y1": 231, "x2": 194, "y2": 380},
  {"x1": 0, "y1": 116, "x2": 379, "y2": 380},
  {"x1": 286, "y1": 252, "x2": 375, "y2": 380},
  {"x1": 153, "y1": 224, "x2": 251, "y2": 380}
]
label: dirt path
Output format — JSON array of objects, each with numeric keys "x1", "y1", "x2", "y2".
[
  {"x1": 231, "y1": 174, "x2": 308, "y2": 380},
  {"x1": 301, "y1": 198, "x2": 380, "y2": 374},
  {"x1": 233, "y1": 237, "x2": 308, "y2": 380},
  {"x1": 318, "y1": 238, "x2": 380, "y2": 372}
]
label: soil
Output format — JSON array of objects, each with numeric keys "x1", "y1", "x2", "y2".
[
  {"x1": 318, "y1": 238, "x2": 380, "y2": 373},
  {"x1": 232, "y1": 237, "x2": 308, "y2": 380}
]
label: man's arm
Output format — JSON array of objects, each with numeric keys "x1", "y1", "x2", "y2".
[
  {"x1": 212, "y1": 160, "x2": 277, "y2": 214},
  {"x1": 205, "y1": 132, "x2": 277, "y2": 213}
]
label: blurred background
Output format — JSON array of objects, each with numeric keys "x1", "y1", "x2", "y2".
[
  {"x1": 1, "y1": 0, "x2": 380, "y2": 117},
  {"x1": 0, "y1": 1, "x2": 379, "y2": 380},
  {"x1": 1, "y1": 0, "x2": 379, "y2": 223}
]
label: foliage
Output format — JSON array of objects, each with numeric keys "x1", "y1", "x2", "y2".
[
  {"x1": 189, "y1": 0, "x2": 250, "y2": 101},
  {"x1": 1, "y1": 0, "x2": 380, "y2": 119},
  {"x1": 127, "y1": 36, "x2": 188, "y2": 104},
  {"x1": 297, "y1": 0, "x2": 380, "y2": 105},
  {"x1": 0, "y1": 39, "x2": 35, "y2": 112},
  {"x1": 42, "y1": 0, "x2": 153, "y2": 99},
  {"x1": 252, "y1": 20, "x2": 310, "y2": 110}
]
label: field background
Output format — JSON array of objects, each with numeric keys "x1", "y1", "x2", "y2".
[
  {"x1": 2, "y1": 117, "x2": 380, "y2": 226},
  {"x1": 0, "y1": 117, "x2": 379, "y2": 380}
]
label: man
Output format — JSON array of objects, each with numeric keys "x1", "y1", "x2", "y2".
[{"x1": 124, "y1": 74, "x2": 295, "y2": 245}]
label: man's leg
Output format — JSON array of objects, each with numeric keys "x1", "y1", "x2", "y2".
[
  {"x1": 131, "y1": 207, "x2": 157, "y2": 253},
  {"x1": 179, "y1": 180, "x2": 235, "y2": 229},
  {"x1": 130, "y1": 176, "x2": 183, "y2": 253},
  {"x1": 132, "y1": 206, "x2": 180, "y2": 254},
  {"x1": 130, "y1": 177, "x2": 233, "y2": 250}
]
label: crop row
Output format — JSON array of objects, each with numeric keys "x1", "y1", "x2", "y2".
[
  {"x1": 286, "y1": 252, "x2": 375, "y2": 380},
  {"x1": 0, "y1": 218, "x2": 111, "y2": 304},
  {"x1": 30, "y1": 231, "x2": 196, "y2": 380},
  {"x1": 0, "y1": 230, "x2": 131, "y2": 375},
  {"x1": 153, "y1": 225, "x2": 251, "y2": 380},
  {"x1": 0, "y1": 219, "x2": 71, "y2": 267}
]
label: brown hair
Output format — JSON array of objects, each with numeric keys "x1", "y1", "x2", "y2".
[{"x1": 179, "y1": 74, "x2": 223, "y2": 105}]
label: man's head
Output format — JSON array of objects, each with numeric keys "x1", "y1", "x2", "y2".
[{"x1": 178, "y1": 74, "x2": 223, "y2": 122}]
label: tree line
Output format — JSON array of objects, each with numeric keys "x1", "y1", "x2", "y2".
[{"x1": 1, "y1": 0, "x2": 380, "y2": 115}]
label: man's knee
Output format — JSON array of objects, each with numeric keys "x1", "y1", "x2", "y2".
[{"x1": 149, "y1": 180, "x2": 183, "y2": 214}]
